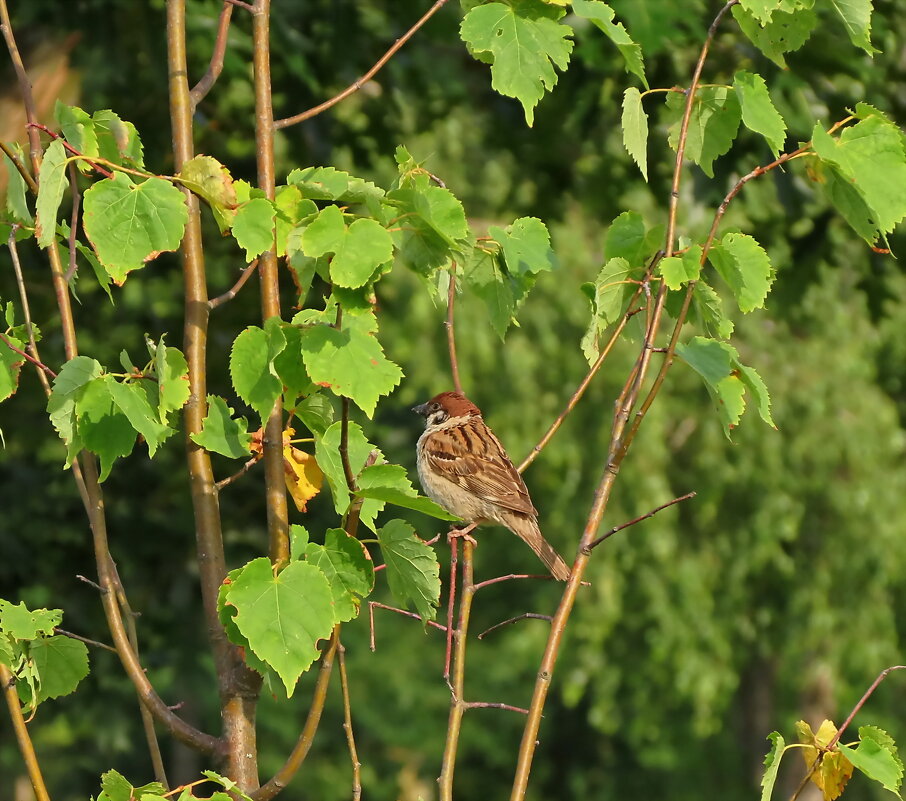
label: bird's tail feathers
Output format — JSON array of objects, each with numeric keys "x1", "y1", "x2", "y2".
[{"x1": 513, "y1": 517, "x2": 570, "y2": 581}]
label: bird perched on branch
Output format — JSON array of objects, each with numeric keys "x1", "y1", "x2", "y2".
[{"x1": 413, "y1": 391, "x2": 570, "y2": 580}]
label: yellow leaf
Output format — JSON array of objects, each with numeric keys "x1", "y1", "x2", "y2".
[
  {"x1": 796, "y1": 720, "x2": 855, "y2": 801},
  {"x1": 284, "y1": 445, "x2": 323, "y2": 512}
]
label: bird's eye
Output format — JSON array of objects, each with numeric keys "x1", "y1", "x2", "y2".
[{"x1": 431, "y1": 403, "x2": 440, "y2": 412}]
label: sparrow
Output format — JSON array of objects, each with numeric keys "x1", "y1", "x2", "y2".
[{"x1": 413, "y1": 391, "x2": 570, "y2": 581}]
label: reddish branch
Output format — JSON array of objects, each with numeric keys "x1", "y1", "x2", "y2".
[
  {"x1": 589, "y1": 491, "x2": 696, "y2": 550},
  {"x1": 208, "y1": 258, "x2": 260, "y2": 309},
  {"x1": 0, "y1": 332, "x2": 56, "y2": 378},
  {"x1": 27, "y1": 123, "x2": 114, "y2": 179},
  {"x1": 274, "y1": 0, "x2": 453, "y2": 129}
]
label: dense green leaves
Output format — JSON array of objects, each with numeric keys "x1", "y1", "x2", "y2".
[
  {"x1": 377, "y1": 519, "x2": 441, "y2": 621},
  {"x1": 305, "y1": 529, "x2": 375, "y2": 622},
  {"x1": 676, "y1": 336, "x2": 775, "y2": 433},
  {"x1": 230, "y1": 322, "x2": 286, "y2": 423},
  {"x1": 224, "y1": 557, "x2": 335, "y2": 696},
  {"x1": 659, "y1": 246, "x2": 702, "y2": 290},
  {"x1": 460, "y1": 0, "x2": 573, "y2": 125},
  {"x1": 82, "y1": 173, "x2": 188, "y2": 283}
]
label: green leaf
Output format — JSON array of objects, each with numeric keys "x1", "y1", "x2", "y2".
[
  {"x1": 828, "y1": 0, "x2": 874, "y2": 54},
  {"x1": 299, "y1": 311, "x2": 403, "y2": 417},
  {"x1": 739, "y1": 0, "x2": 783, "y2": 24},
  {"x1": 488, "y1": 216, "x2": 556, "y2": 275},
  {"x1": 47, "y1": 356, "x2": 103, "y2": 465},
  {"x1": 190, "y1": 395, "x2": 253, "y2": 459},
  {"x1": 837, "y1": 726, "x2": 903, "y2": 795},
  {"x1": 202, "y1": 770, "x2": 255, "y2": 801},
  {"x1": 659, "y1": 246, "x2": 702, "y2": 290},
  {"x1": 106, "y1": 377, "x2": 174, "y2": 456},
  {"x1": 177, "y1": 155, "x2": 237, "y2": 233},
  {"x1": 621, "y1": 87, "x2": 649, "y2": 181},
  {"x1": 0, "y1": 335, "x2": 25, "y2": 402},
  {"x1": 232, "y1": 197, "x2": 276, "y2": 261},
  {"x1": 676, "y1": 336, "x2": 775, "y2": 434},
  {"x1": 289, "y1": 523, "x2": 310, "y2": 562},
  {"x1": 732, "y1": 5, "x2": 817, "y2": 68},
  {"x1": 377, "y1": 519, "x2": 441, "y2": 621},
  {"x1": 75, "y1": 376, "x2": 138, "y2": 480},
  {"x1": 99, "y1": 769, "x2": 134, "y2": 801},
  {"x1": 581, "y1": 255, "x2": 642, "y2": 364},
  {"x1": 761, "y1": 732, "x2": 785, "y2": 801},
  {"x1": 230, "y1": 323, "x2": 286, "y2": 423},
  {"x1": 274, "y1": 185, "x2": 316, "y2": 257},
  {"x1": 387, "y1": 174, "x2": 469, "y2": 272},
  {"x1": 305, "y1": 529, "x2": 375, "y2": 622},
  {"x1": 295, "y1": 392, "x2": 335, "y2": 436},
  {"x1": 272, "y1": 323, "x2": 311, "y2": 405},
  {"x1": 733, "y1": 70, "x2": 787, "y2": 156},
  {"x1": 604, "y1": 211, "x2": 662, "y2": 266},
  {"x1": 314, "y1": 421, "x2": 383, "y2": 515},
  {"x1": 0, "y1": 602, "x2": 61, "y2": 639},
  {"x1": 667, "y1": 87, "x2": 742, "y2": 177},
  {"x1": 82, "y1": 173, "x2": 188, "y2": 284},
  {"x1": 691, "y1": 280, "x2": 734, "y2": 339},
  {"x1": 2, "y1": 145, "x2": 32, "y2": 223},
  {"x1": 707, "y1": 233, "x2": 774, "y2": 313},
  {"x1": 356, "y1": 463, "x2": 461, "y2": 521},
  {"x1": 92, "y1": 110, "x2": 144, "y2": 167},
  {"x1": 154, "y1": 341, "x2": 190, "y2": 423},
  {"x1": 227, "y1": 557, "x2": 335, "y2": 696},
  {"x1": 303, "y1": 205, "x2": 393, "y2": 288},
  {"x1": 571, "y1": 0, "x2": 647, "y2": 88},
  {"x1": 29, "y1": 635, "x2": 89, "y2": 701},
  {"x1": 464, "y1": 247, "x2": 515, "y2": 339},
  {"x1": 811, "y1": 115, "x2": 906, "y2": 244},
  {"x1": 35, "y1": 139, "x2": 68, "y2": 248},
  {"x1": 55, "y1": 102, "x2": 99, "y2": 162},
  {"x1": 460, "y1": 0, "x2": 573, "y2": 126}
]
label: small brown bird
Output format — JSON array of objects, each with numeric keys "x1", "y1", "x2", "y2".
[{"x1": 413, "y1": 391, "x2": 570, "y2": 580}]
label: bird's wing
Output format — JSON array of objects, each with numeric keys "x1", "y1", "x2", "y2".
[{"x1": 423, "y1": 417, "x2": 538, "y2": 517}]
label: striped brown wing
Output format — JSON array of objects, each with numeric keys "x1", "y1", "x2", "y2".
[{"x1": 423, "y1": 417, "x2": 537, "y2": 517}]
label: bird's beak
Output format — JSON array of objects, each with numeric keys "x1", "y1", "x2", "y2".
[{"x1": 412, "y1": 402, "x2": 429, "y2": 417}]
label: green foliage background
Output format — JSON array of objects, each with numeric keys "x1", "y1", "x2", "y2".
[{"x1": 1, "y1": 0, "x2": 905, "y2": 799}]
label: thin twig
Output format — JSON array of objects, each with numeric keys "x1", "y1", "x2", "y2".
[
  {"x1": 0, "y1": 140, "x2": 38, "y2": 194},
  {"x1": 464, "y1": 701, "x2": 529, "y2": 714},
  {"x1": 368, "y1": 602, "x2": 447, "y2": 652},
  {"x1": 215, "y1": 455, "x2": 260, "y2": 490},
  {"x1": 189, "y1": 2, "x2": 234, "y2": 110},
  {"x1": 337, "y1": 642, "x2": 362, "y2": 801},
  {"x1": 253, "y1": 629, "x2": 340, "y2": 801},
  {"x1": 53, "y1": 627, "x2": 117, "y2": 653},
  {"x1": 478, "y1": 613, "x2": 552, "y2": 640},
  {"x1": 589, "y1": 491, "x2": 696, "y2": 550},
  {"x1": 208, "y1": 258, "x2": 259, "y2": 309},
  {"x1": 446, "y1": 261, "x2": 463, "y2": 394},
  {"x1": 340, "y1": 396, "x2": 357, "y2": 492},
  {"x1": 0, "y1": 332, "x2": 56, "y2": 379},
  {"x1": 274, "y1": 0, "x2": 453, "y2": 129},
  {"x1": 64, "y1": 162, "x2": 81, "y2": 282},
  {"x1": 0, "y1": 664, "x2": 51, "y2": 801},
  {"x1": 26, "y1": 123, "x2": 114, "y2": 179},
  {"x1": 0, "y1": 0, "x2": 42, "y2": 174},
  {"x1": 223, "y1": 0, "x2": 254, "y2": 10},
  {"x1": 76, "y1": 574, "x2": 106, "y2": 593},
  {"x1": 438, "y1": 539, "x2": 475, "y2": 801}
]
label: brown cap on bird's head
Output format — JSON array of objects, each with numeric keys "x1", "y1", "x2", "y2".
[{"x1": 412, "y1": 391, "x2": 481, "y2": 419}]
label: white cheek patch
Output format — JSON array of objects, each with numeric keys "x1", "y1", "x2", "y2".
[{"x1": 427, "y1": 410, "x2": 448, "y2": 427}]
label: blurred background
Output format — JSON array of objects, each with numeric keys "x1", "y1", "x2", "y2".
[{"x1": 1, "y1": 0, "x2": 905, "y2": 799}]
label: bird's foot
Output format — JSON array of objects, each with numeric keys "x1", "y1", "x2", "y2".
[{"x1": 447, "y1": 523, "x2": 478, "y2": 547}]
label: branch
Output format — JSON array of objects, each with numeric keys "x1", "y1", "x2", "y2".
[
  {"x1": 0, "y1": 0, "x2": 42, "y2": 174},
  {"x1": 189, "y1": 1, "x2": 234, "y2": 111},
  {"x1": 208, "y1": 258, "x2": 259, "y2": 309},
  {"x1": 0, "y1": 140, "x2": 38, "y2": 194},
  {"x1": 253, "y1": 629, "x2": 340, "y2": 801},
  {"x1": 337, "y1": 642, "x2": 362, "y2": 801},
  {"x1": 1, "y1": 664, "x2": 51, "y2": 801},
  {"x1": 340, "y1": 396, "x2": 357, "y2": 493},
  {"x1": 215, "y1": 454, "x2": 260, "y2": 490},
  {"x1": 26, "y1": 123, "x2": 114, "y2": 179},
  {"x1": 0, "y1": 332, "x2": 56, "y2": 379},
  {"x1": 478, "y1": 613, "x2": 552, "y2": 640},
  {"x1": 589, "y1": 491, "x2": 696, "y2": 550},
  {"x1": 464, "y1": 701, "x2": 529, "y2": 714},
  {"x1": 446, "y1": 262, "x2": 463, "y2": 394},
  {"x1": 368, "y1": 602, "x2": 447, "y2": 651},
  {"x1": 274, "y1": 0, "x2": 453, "y2": 129},
  {"x1": 53, "y1": 627, "x2": 117, "y2": 653}
]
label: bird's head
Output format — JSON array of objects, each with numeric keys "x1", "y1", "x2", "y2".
[{"x1": 412, "y1": 391, "x2": 481, "y2": 428}]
